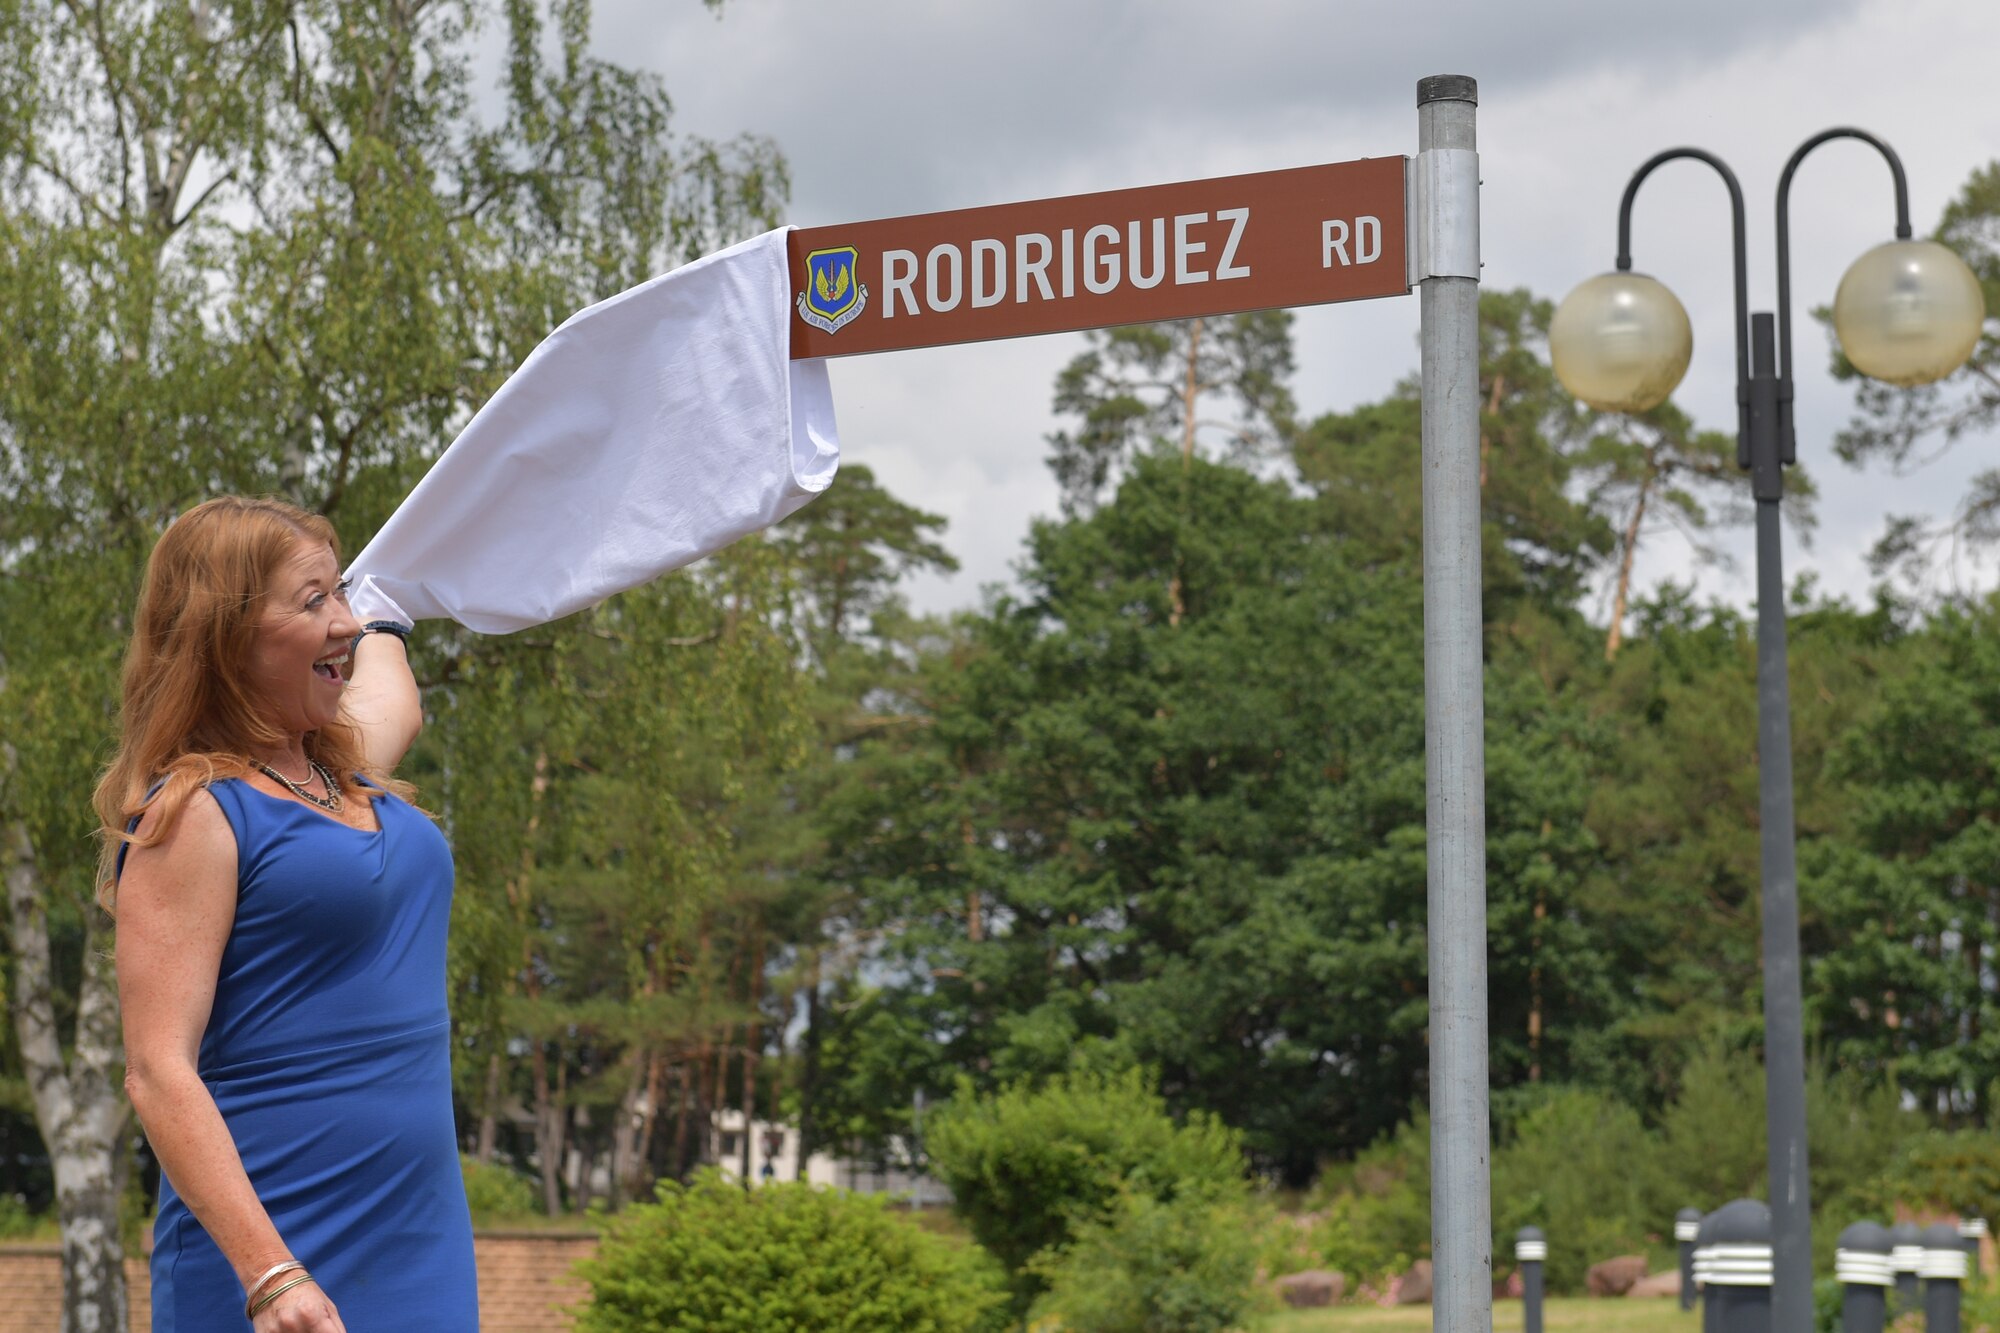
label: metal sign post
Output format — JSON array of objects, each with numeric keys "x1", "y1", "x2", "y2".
[
  {"x1": 781, "y1": 75, "x2": 1486, "y2": 1332},
  {"x1": 1413, "y1": 74, "x2": 1489, "y2": 1333}
]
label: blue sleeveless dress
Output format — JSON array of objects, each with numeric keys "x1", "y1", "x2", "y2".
[{"x1": 123, "y1": 778, "x2": 478, "y2": 1330}]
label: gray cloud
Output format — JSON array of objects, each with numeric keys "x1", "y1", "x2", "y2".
[{"x1": 555, "y1": 0, "x2": 1997, "y2": 618}]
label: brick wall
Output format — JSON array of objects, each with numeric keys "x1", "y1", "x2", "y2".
[
  {"x1": 0, "y1": 1232, "x2": 596, "y2": 1332},
  {"x1": 475, "y1": 1232, "x2": 597, "y2": 1332}
]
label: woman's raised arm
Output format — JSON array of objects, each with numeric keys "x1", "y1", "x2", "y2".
[
  {"x1": 339, "y1": 575, "x2": 422, "y2": 773},
  {"x1": 340, "y1": 630, "x2": 422, "y2": 773}
]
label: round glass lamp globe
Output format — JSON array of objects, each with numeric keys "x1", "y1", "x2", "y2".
[
  {"x1": 1549, "y1": 272, "x2": 1694, "y2": 412},
  {"x1": 1833, "y1": 240, "x2": 1986, "y2": 387}
]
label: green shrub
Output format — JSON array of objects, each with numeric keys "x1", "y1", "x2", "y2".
[
  {"x1": 925, "y1": 1067, "x2": 1247, "y2": 1313},
  {"x1": 0, "y1": 1193, "x2": 50, "y2": 1241},
  {"x1": 460, "y1": 1155, "x2": 540, "y2": 1221},
  {"x1": 1813, "y1": 1275, "x2": 1843, "y2": 1333},
  {"x1": 1962, "y1": 1269, "x2": 2000, "y2": 1333},
  {"x1": 574, "y1": 1170, "x2": 1009, "y2": 1333},
  {"x1": 1491, "y1": 1086, "x2": 1663, "y2": 1293},
  {"x1": 1030, "y1": 1187, "x2": 1266, "y2": 1333},
  {"x1": 1301, "y1": 1112, "x2": 1430, "y2": 1289},
  {"x1": 1862, "y1": 1129, "x2": 2000, "y2": 1220},
  {"x1": 1251, "y1": 1195, "x2": 1322, "y2": 1281}
]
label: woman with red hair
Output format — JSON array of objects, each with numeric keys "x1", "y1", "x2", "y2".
[{"x1": 100, "y1": 496, "x2": 471, "y2": 1331}]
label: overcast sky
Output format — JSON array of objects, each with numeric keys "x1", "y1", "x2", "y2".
[{"x1": 594, "y1": 0, "x2": 1998, "y2": 622}]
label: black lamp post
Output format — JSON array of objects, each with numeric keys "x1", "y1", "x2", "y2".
[{"x1": 1549, "y1": 130, "x2": 1986, "y2": 1333}]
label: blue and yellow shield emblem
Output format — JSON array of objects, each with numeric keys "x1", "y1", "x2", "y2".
[{"x1": 797, "y1": 245, "x2": 867, "y2": 335}]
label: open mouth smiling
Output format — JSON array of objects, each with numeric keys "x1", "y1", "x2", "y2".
[{"x1": 313, "y1": 650, "x2": 350, "y2": 682}]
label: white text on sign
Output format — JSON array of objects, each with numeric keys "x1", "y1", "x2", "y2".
[
  {"x1": 882, "y1": 209, "x2": 1262, "y2": 318},
  {"x1": 1322, "y1": 217, "x2": 1383, "y2": 267}
]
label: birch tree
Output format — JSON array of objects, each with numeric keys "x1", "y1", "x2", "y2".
[
  {"x1": 0, "y1": 1, "x2": 782, "y2": 1324},
  {"x1": 1574, "y1": 403, "x2": 1815, "y2": 660}
]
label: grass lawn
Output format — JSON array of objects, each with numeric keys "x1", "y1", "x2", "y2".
[{"x1": 1253, "y1": 1296, "x2": 1694, "y2": 1332}]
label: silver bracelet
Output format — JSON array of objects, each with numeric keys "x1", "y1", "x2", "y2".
[{"x1": 243, "y1": 1260, "x2": 305, "y2": 1320}]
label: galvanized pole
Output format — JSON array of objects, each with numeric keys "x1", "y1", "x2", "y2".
[{"x1": 1414, "y1": 72, "x2": 1490, "y2": 1333}]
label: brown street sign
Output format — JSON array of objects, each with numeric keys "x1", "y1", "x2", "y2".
[{"x1": 788, "y1": 156, "x2": 1408, "y2": 359}]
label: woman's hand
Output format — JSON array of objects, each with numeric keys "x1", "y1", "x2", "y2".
[{"x1": 252, "y1": 1277, "x2": 345, "y2": 1332}]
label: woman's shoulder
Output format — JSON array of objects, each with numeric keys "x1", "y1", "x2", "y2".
[
  {"x1": 131, "y1": 783, "x2": 211, "y2": 833},
  {"x1": 122, "y1": 782, "x2": 238, "y2": 886}
]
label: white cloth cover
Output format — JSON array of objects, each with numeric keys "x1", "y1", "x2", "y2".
[{"x1": 345, "y1": 227, "x2": 838, "y2": 633}]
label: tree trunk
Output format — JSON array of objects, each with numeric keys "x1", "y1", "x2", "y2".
[
  {"x1": 565, "y1": 1104, "x2": 593, "y2": 1211},
  {"x1": 609, "y1": 1048, "x2": 648, "y2": 1209},
  {"x1": 632, "y1": 1047, "x2": 666, "y2": 1197},
  {"x1": 670, "y1": 1055, "x2": 698, "y2": 1180},
  {"x1": 1605, "y1": 465, "x2": 1654, "y2": 661},
  {"x1": 530, "y1": 1035, "x2": 564, "y2": 1215},
  {"x1": 1478, "y1": 373, "x2": 1504, "y2": 489},
  {"x1": 475, "y1": 1052, "x2": 502, "y2": 1164},
  {"x1": 1529, "y1": 820, "x2": 1550, "y2": 1082},
  {"x1": 739, "y1": 927, "x2": 764, "y2": 1185},
  {"x1": 1180, "y1": 318, "x2": 1203, "y2": 464},
  {"x1": 707, "y1": 1030, "x2": 729, "y2": 1175},
  {"x1": 5, "y1": 817, "x2": 131, "y2": 1333},
  {"x1": 796, "y1": 966, "x2": 822, "y2": 1181}
]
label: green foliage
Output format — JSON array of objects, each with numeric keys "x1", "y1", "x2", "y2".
[
  {"x1": 1809, "y1": 598, "x2": 2000, "y2": 1116},
  {"x1": 1029, "y1": 1187, "x2": 1267, "y2": 1333},
  {"x1": 0, "y1": 1193, "x2": 51, "y2": 1240},
  {"x1": 1306, "y1": 1046, "x2": 1931, "y2": 1295},
  {"x1": 1044, "y1": 312, "x2": 1297, "y2": 513},
  {"x1": 1859, "y1": 1129, "x2": 2000, "y2": 1220},
  {"x1": 824, "y1": 440, "x2": 1622, "y2": 1180},
  {"x1": 1491, "y1": 1087, "x2": 1662, "y2": 1292},
  {"x1": 0, "y1": 0, "x2": 798, "y2": 1261},
  {"x1": 460, "y1": 1155, "x2": 540, "y2": 1223},
  {"x1": 1303, "y1": 1114, "x2": 1432, "y2": 1288},
  {"x1": 1962, "y1": 1270, "x2": 2000, "y2": 1333},
  {"x1": 1813, "y1": 1276, "x2": 1844, "y2": 1333},
  {"x1": 924, "y1": 1068, "x2": 1248, "y2": 1314},
  {"x1": 574, "y1": 1171, "x2": 1008, "y2": 1333}
]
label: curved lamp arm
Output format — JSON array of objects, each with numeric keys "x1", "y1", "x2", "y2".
[
  {"x1": 1617, "y1": 148, "x2": 1750, "y2": 461},
  {"x1": 1774, "y1": 128, "x2": 1912, "y2": 461}
]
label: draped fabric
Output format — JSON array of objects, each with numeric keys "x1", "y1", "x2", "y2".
[{"x1": 346, "y1": 226, "x2": 839, "y2": 633}]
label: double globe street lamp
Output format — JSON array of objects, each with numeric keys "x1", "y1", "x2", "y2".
[{"x1": 1547, "y1": 128, "x2": 1985, "y2": 1333}]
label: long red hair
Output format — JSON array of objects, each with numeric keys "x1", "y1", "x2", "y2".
[{"x1": 93, "y1": 496, "x2": 414, "y2": 910}]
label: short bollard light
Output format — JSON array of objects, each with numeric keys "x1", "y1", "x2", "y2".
[
  {"x1": 1835, "y1": 1221, "x2": 1893, "y2": 1333},
  {"x1": 1961, "y1": 1217, "x2": 1988, "y2": 1270},
  {"x1": 1893, "y1": 1221, "x2": 1925, "y2": 1314},
  {"x1": 1517, "y1": 1226, "x2": 1547, "y2": 1333},
  {"x1": 1695, "y1": 1210, "x2": 1720, "y2": 1333},
  {"x1": 1678, "y1": 1207, "x2": 1703, "y2": 1313},
  {"x1": 1923, "y1": 1221, "x2": 1968, "y2": 1333},
  {"x1": 1705, "y1": 1199, "x2": 1774, "y2": 1333}
]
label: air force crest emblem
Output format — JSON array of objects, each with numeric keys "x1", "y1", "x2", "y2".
[{"x1": 798, "y1": 245, "x2": 867, "y2": 335}]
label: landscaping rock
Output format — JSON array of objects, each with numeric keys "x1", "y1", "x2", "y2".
[
  {"x1": 1627, "y1": 1270, "x2": 1681, "y2": 1299},
  {"x1": 1394, "y1": 1259, "x2": 1434, "y2": 1305},
  {"x1": 1274, "y1": 1269, "x2": 1344, "y2": 1308},
  {"x1": 1586, "y1": 1255, "x2": 1649, "y2": 1297}
]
